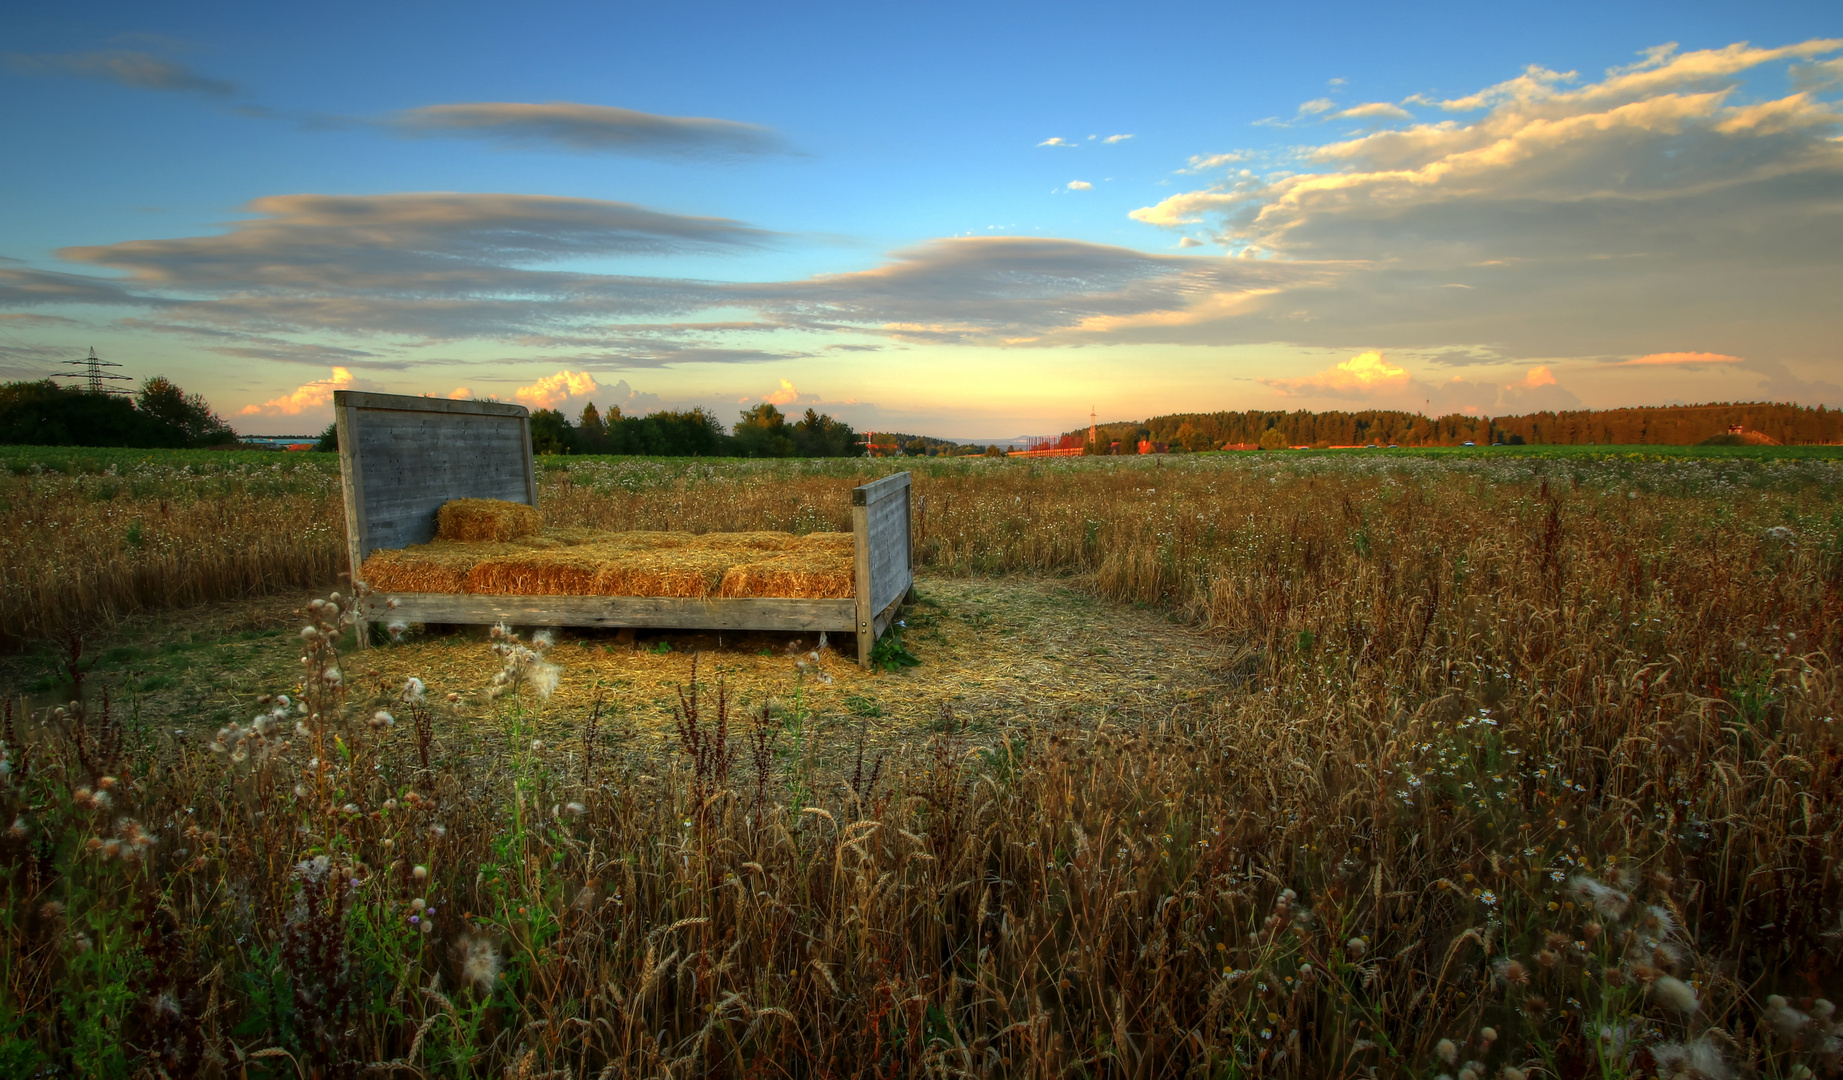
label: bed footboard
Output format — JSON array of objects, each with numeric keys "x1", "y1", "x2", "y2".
[{"x1": 852, "y1": 471, "x2": 914, "y2": 666}]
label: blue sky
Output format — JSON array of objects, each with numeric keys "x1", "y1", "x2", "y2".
[{"x1": 1, "y1": 1, "x2": 1839, "y2": 437}]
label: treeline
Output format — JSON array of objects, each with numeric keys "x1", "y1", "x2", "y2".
[
  {"x1": 1065, "y1": 402, "x2": 1843, "y2": 451},
  {"x1": 867, "y1": 432, "x2": 1003, "y2": 457},
  {"x1": 0, "y1": 378, "x2": 237, "y2": 449},
  {"x1": 532, "y1": 402, "x2": 866, "y2": 458}
]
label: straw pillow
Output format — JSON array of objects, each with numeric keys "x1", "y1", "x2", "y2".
[{"x1": 436, "y1": 498, "x2": 541, "y2": 542}]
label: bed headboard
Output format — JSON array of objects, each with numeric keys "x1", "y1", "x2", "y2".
[{"x1": 333, "y1": 390, "x2": 535, "y2": 578}]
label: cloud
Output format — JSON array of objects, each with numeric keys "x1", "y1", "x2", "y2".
[
  {"x1": 1509, "y1": 364, "x2": 1557, "y2": 388},
  {"x1": 1298, "y1": 98, "x2": 1338, "y2": 115},
  {"x1": 1038, "y1": 137, "x2": 1074, "y2": 147},
  {"x1": 1177, "y1": 152, "x2": 1244, "y2": 174},
  {"x1": 1177, "y1": 237, "x2": 1205, "y2": 248},
  {"x1": 1618, "y1": 351, "x2": 1744, "y2": 366},
  {"x1": 1103, "y1": 134, "x2": 1134, "y2": 143},
  {"x1": 0, "y1": 312, "x2": 79, "y2": 326},
  {"x1": 5, "y1": 49, "x2": 235, "y2": 95},
  {"x1": 1121, "y1": 38, "x2": 1843, "y2": 378},
  {"x1": 239, "y1": 367, "x2": 355, "y2": 415},
  {"x1": 515, "y1": 370, "x2": 599, "y2": 409},
  {"x1": 447, "y1": 387, "x2": 471, "y2": 399},
  {"x1": 386, "y1": 102, "x2": 788, "y2": 157},
  {"x1": 762, "y1": 377, "x2": 799, "y2": 405},
  {"x1": 1263, "y1": 350, "x2": 1410, "y2": 395},
  {"x1": 1499, "y1": 365, "x2": 1582, "y2": 410},
  {"x1": 1334, "y1": 102, "x2": 1413, "y2": 120},
  {"x1": 1067, "y1": 180, "x2": 1093, "y2": 191}
]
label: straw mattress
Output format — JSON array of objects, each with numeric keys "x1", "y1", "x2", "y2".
[{"x1": 361, "y1": 529, "x2": 856, "y2": 599}]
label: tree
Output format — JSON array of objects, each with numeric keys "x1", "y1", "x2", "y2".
[
  {"x1": 137, "y1": 376, "x2": 236, "y2": 447},
  {"x1": 577, "y1": 402, "x2": 607, "y2": 453},
  {"x1": 733, "y1": 403, "x2": 796, "y2": 457},
  {"x1": 790, "y1": 408, "x2": 863, "y2": 457},
  {"x1": 529, "y1": 408, "x2": 576, "y2": 454},
  {"x1": 1258, "y1": 427, "x2": 1289, "y2": 450}
]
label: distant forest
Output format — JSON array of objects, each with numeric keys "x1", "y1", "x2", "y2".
[{"x1": 1064, "y1": 402, "x2": 1843, "y2": 451}]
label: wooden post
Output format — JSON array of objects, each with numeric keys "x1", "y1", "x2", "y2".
[
  {"x1": 853, "y1": 494, "x2": 873, "y2": 666},
  {"x1": 335, "y1": 401, "x2": 369, "y2": 648}
]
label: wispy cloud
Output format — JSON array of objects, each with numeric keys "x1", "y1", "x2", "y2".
[
  {"x1": 1177, "y1": 152, "x2": 1244, "y2": 174},
  {"x1": 4, "y1": 49, "x2": 235, "y2": 95},
  {"x1": 386, "y1": 102, "x2": 789, "y2": 157},
  {"x1": 1037, "y1": 136, "x2": 1075, "y2": 147},
  {"x1": 1333, "y1": 101, "x2": 1413, "y2": 120},
  {"x1": 1102, "y1": 133, "x2": 1134, "y2": 143},
  {"x1": 1617, "y1": 351, "x2": 1744, "y2": 366},
  {"x1": 1066, "y1": 180, "x2": 1093, "y2": 191}
]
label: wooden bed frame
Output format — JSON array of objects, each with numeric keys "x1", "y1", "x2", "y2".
[{"x1": 333, "y1": 390, "x2": 913, "y2": 665}]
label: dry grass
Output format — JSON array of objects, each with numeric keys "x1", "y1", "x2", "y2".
[{"x1": 1, "y1": 448, "x2": 1841, "y2": 1076}]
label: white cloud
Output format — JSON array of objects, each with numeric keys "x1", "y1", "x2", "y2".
[
  {"x1": 239, "y1": 367, "x2": 355, "y2": 416},
  {"x1": 1067, "y1": 180, "x2": 1093, "y2": 191},
  {"x1": 1038, "y1": 137, "x2": 1074, "y2": 147},
  {"x1": 1103, "y1": 133, "x2": 1134, "y2": 143},
  {"x1": 515, "y1": 370, "x2": 598, "y2": 409},
  {"x1": 1298, "y1": 98, "x2": 1338, "y2": 115},
  {"x1": 1334, "y1": 102, "x2": 1413, "y2": 120},
  {"x1": 1177, "y1": 236, "x2": 1205, "y2": 248}
]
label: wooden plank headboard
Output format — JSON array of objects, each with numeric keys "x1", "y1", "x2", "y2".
[{"x1": 333, "y1": 390, "x2": 536, "y2": 582}]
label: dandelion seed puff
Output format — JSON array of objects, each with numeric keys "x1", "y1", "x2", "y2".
[
  {"x1": 295, "y1": 855, "x2": 331, "y2": 883},
  {"x1": 92, "y1": 790, "x2": 112, "y2": 810},
  {"x1": 564, "y1": 802, "x2": 585, "y2": 819},
  {"x1": 299, "y1": 626, "x2": 318, "y2": 640},
  {"x1": 1437, "y1": 1038, "x2": 1458, "y2": 1064},
  {"x1": 525, "y1": 661, "x2": 561, "y2": 699},
  {"x1": 461, "y1": 938, "x2": 501, "y2": 991},
  {"x1": 1347, "y1": 937, "x2": 1368, "y2": 957},
  {"x1": 1569, "y1": 875, "x2": 1631, "y2": 919},
  {"x1": 1651, "y1": 975, "x2": 1699, "y2": 1014},
  {"x1": 101, "y1": 839, "x2": 121, "y2": 860},
  {"x1": 1813, "y1": 998, "x2": 1835, "y2": 1020},
  {"x1": 1650, "y1": 1036, "x2": 1731, "y2": 1080},
  {"x1": 413, "y1": 864, "x2": 428, "y2": 880},
  {"x1": 1503, "y1": 1069, "x2": 1526, "y2": 1080},
  {"x1": 532, "y1": 629, "x2": 555, "y2": 649},
  {"x1": 403, "y1": 677, "x2": 424, "y2": 700}
]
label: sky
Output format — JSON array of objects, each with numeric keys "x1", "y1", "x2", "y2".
[{"x1": 0, "y1": 1, "x2": 1839, "y2": 438}]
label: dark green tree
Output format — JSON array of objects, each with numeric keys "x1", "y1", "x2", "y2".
[{"x1": 136, "y1": 376, "x2": 236, "y2": 447}]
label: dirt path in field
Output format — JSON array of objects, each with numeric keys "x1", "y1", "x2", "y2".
[{"x1": 1, "y1": 573, "x2": 1237, "y2": 759}]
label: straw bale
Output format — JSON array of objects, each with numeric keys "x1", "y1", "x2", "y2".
[
  {"x1": 366, "y1": 527, "x2": 857, "y2": 599},
  {"x1": 437, "y1": 499, "x2": 541, "y2": 542},
  {"x1": 717, "y1": 550, "x2": 855, "y2": 598},
  {"x1": 361, "y1": 543, "x2": 487, "y2": 594}
]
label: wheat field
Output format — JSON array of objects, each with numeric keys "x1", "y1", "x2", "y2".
[{"x1": 2, "y1": 447, "x2": 1841, "y2": 1076}]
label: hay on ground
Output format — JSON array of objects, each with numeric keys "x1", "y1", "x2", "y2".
[{"x1": 437, "y1": 498, "x2": 542, "y2": 542}]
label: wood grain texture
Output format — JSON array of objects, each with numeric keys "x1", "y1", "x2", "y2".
[
  {"x1": 340, "y1": 400, "x2": 533, "y2": 560},
  {"x1": 384, "y1": 593, "x2": 856, "y2": 631}
]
